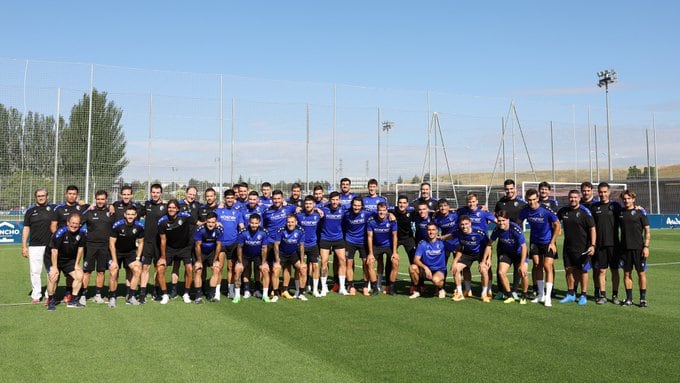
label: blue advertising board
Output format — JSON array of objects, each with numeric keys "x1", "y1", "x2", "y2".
[
  {"x1": 647, "y1": 214, "x2": 680, "y2": 229},
  {"x1": 0, "y1": 221, "x2": 23, "y2": 244}
]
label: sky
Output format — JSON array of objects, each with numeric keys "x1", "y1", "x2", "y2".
[{"x1": 1, "y1": 1, "x2": 678, "y2": 185}]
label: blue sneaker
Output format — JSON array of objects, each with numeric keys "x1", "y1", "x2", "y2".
[
  {"x1": 577, "y1": 295, "x2": 587, "y2": 305},
  {"x1": 559, "y1": 294, "x2": 576, "y2": 304}
]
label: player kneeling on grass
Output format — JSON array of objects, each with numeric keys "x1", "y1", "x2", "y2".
[
  {"x1": 274, "y1": 215, "x2": 308, "y2": 301},
  {"x1": 236, "y1": 214, "x2": 272, "y2": 303},
  {"x1": 109, "y1": 206, "x2": 145, "y2": 306},
  {"x1": 619, "y1": 190, "x2": 651, "y2": 308},
  {"x1": 451, "y1": 216, "x2": 491, "y2": 302},
  {"x1": 46, "y1": 214, "x2": 86, "y2": 310},
  {"x1": 488, "y1": 211, "x2": 528, "y2": 304},
  {"x1": 408, "y1": 223, "x2": 447, "y2": 299},
  {"x1": 194, "y1": 212, "x2": 230, "y2": 304}
]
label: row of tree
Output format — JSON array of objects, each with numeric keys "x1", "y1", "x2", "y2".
[{"x1": 0, "y1": 90, "x2": 127, "y2": 209}]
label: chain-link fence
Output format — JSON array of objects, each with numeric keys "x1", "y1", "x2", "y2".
[{"x1": 1, "y1": 57, "x2": 678, "y2": 212}]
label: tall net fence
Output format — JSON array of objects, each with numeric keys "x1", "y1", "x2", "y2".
[{"x1": 1, "y1": 57, "x2": 678, "y2": 213}]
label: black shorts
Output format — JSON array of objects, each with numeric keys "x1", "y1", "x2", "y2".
[
  {"x1": 166, "y1": 246, "x2": 192, "y2": 267},
  {"x1": 372, "y1": 246, "x2": 393, "y2": 262},
  {"x1": 345, "y1": 242, "x2": 367, "y2": 260},
  {"x1": 304, "y1": 245, "x2": 320, "y2": 263},
  {"x1": 621, "y1": 249, "x2": 646, "y2": 272},
  {"x1": 498, "y1": 253, "x2": 521, "y2": 266},
  {"x1": 530, "y1": 243, "x2": 557, "y2": 260},
  {"x1": 457, "y1": 253, "x2": 481, "y2": 268},
  {"x1": 420, "y1": 267, "x2": 447, "y2": 280},
  {"x1": 116, "y1": 251, "x2": 138, "y2": 269},
  {"x1": 280, "y1": 253, "x2": 300, "y2": 268},
  {"x1": 397, "y1": 237, "x2": 416, "y2": 261},
  {"x1": 57, "y1": 258, "x2": 77, "y2": 274},
  {"x1": 593, "y1": 246, "x2": 620, "y2": 270},
  {"x1": 196, "y1": 251, "x2": 216, "y2": 268},
  {"x1": 141, "y1": 240, "x2": 160, "y2": 265},
  {"x1": 319, "y1": 239, "x2": 345, "y2": 251},
  {"x1": 221, "y1": 243, "x2": 237, "y2": 261},
  {"x1": 83, "y1": 246, "x2": 111, "y2": 273},
  {"x1": 243, "y1": 256, "x2": 262, "y2": 269},
  {"x1": 564, "y1": 251, "x2": 589, "y2": 270}
]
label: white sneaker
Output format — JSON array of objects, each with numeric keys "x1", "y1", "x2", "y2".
[
  {"x1": 182, "y1": 293, "x2": 191, "y2": 304},
  {"x1": 409, "y1": 291, "x2": 421, "y2": 299},
  {"x1": 438, "y1": 289, "x2": 446, "y2": 299},
  {"x1": 544, "y1": 297, "x2": 552, "y2": 307},
  {"x1": 531, "y1": 297, "x2": 540, "y2": 303},
  {"x1": 539, "y1": 295, "x2": 546, "y2": 303},
  {"x1": 320, "y1": 288, "x2": 329, "y2": 297},
  {"x1": 108, "y1": 297, "x2": 116, "y2": 308},
  {"x1": 313, "y1": 290, "x2": 322, "y2": 298},
  {"x1": 297, "y1": 294, "x2": 308, "y2": 302},
  {"x1": 271, "y1": 295, "x2": 279, "y2": 303},
  {"x1": 243, "y1": 290, "x2": 251, "y2": 299},
  {"x1": 92, "y1": 294, "x2": 105, "y2": 304},
  {"x1": 339, "y1": 289, "x2": 349, "y2": 296},
  {"x1": 79, "y1": 295, "x2": 87, "y2": 306},
  {"x1": 160, "y1": 294, "x2": 170, "y2": 305}
]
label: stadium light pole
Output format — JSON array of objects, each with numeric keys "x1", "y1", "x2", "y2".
[
  {"x1": 382, "y1": 121, "x2": 394, "y2": 192},
  {"x1": 597, "y1": 69, "x2": 617, "y2": 181}
]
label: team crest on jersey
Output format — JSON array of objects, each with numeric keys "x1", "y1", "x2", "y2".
[
  {"x1": 576, "y1": 212, "x2": 580, "y2": 218},
  {"x1": 632, "y1": 210, "x2": 636, "y2": 216},
  {"x1": 75, "y1": 234, "x2": 81, "y2": 241},
  {"x1": 132, "y1": 228, "x2": 137, "y2": 234},
  {"x1": 160, "y1": 205, "x2": 165, "y2": 210},
  {"x1": 46, "y1": 206, "x2": 51, "y2": 211},
  {"x1": 76, "y1": 205, "x2": 81, "y2": 211},
  {"x1": 178, "y1": 219, "x2": 183, "y2": 225}
]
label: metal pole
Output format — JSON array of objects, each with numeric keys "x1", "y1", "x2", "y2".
[
  {"x1": 501, "y1": 117, "x2": 506, "y2": 180},
  {"x1": 646, "y1": 129, "x2": 653, "y2": 212},
  {"x1": 306, "y1": 103, "x2": 310, "y2": 194},
  {"x1": 53, "y1": 88, "x2": 61, "y2": 200},
  {"x1": 333, "y1": 84, "x2": 337, "y2": 190},
  {"x1": 573, "y1": 105, "x2": 577, "y2": 181},
  {"x1": 594, "y1": 124, "x2": 600, "y2": 183},
  {"x1": 377, "y1": 107, "x2": 381, "y2": 194},
  {"x1": 147, "y1": 93, "x2": 153, "y2": 200},
  {"x1": 550, "y1": 121, "x2": 555, "y2": 183},
  {"x1": 386, "y1": 125, "x2": 390, "y2": 193},
  {"x1": 427, "y1": 92, "x2": 432, "y2": 183},
  {"x1": 653, "y1": 113, "x2": 660, "y2": 213},
  {"x1": 434, "y1": 113, "x2": 439, "y2": 198},
  {"x1": 231, "y1": 98, "x2": 235, "y2": 185},
  {"x1": 587, "y1": 106, "x2": 592, "y2": 182},
  {"x1": 511, "y1": 103, "x2": 517, "y2": 182},
  {"x1": 605, "y1": 85, "x2": 613, "y2": 181},
  {"x1": 219, "y1": 75, "x2": 223, "y2": 192},
  {"x1": 84, "y1": 64, "x2": 94, "y2": 203}
]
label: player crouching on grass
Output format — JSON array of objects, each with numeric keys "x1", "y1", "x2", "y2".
[
  {"x1": 46, "y1": 214, "x2": 86, "y2": 310},
  {"x1": 408, "y1": 223, "x2": 447, "y2": 299},
  {"x1": 487, "y1": 210, "x2": 529, "y2": 304},
  {"x1": 194, "y1": 212, "x2": 230, "y2": 304},
  {"x1": 274, "y1": 215, "x2": 308, "y2": 301},
  {"x1": 451, "y1": 216, "x2": 491, "y2": 302},
  {"x1": 109, "y1": 205, "x2": 145, "y2": 306}
]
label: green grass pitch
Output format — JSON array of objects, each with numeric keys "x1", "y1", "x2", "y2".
[{"x1": 1, "y1": 230, "x2": 679, "y2": 382}]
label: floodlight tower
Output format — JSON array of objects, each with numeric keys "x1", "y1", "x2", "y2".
[
  {"x1": 597, "y1": 69, "x2": 617, "y2": 181},
  {"x1": 382, "y1": 121, "x2": 394, "y2": 191}
]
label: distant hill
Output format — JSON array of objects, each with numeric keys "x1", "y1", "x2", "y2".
[{"x1": 423, "y1": 164, "x2": 680, "y2": 186}]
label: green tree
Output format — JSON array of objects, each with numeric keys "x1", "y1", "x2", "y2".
[
  {"x1": 60, "y1": 89, "x2": 128, "y2": 191},
  {"x1": 0, "y1": 104, "x2": 23, "y2": 176},
  {"x1": 627, "y1": 165, "x2": 643, "y2": 180},
  {"x1": 396, "y1": 175, "x2": 404, "y2": 184}
]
